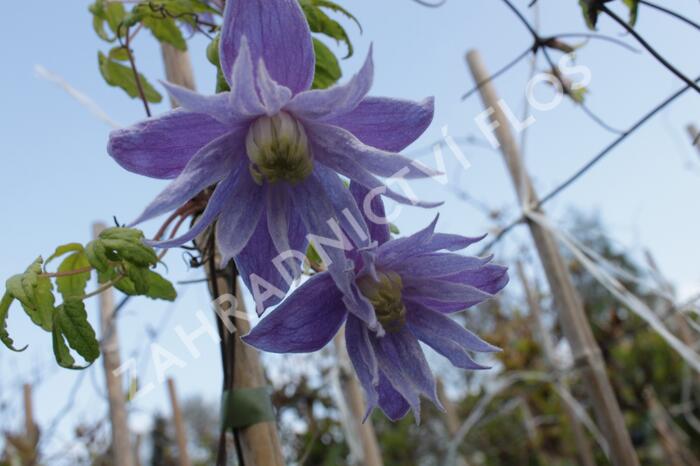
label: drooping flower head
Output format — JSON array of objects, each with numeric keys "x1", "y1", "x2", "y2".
[
  {"x1": 108, "y1": 0, "x2": 438, "y2": 312},
  {"x1": 244, "y1": 184, "x2": 509, "y2": 421}
]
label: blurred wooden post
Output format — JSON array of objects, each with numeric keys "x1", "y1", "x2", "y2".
[
  {"x1": 167, "y1": 378, "x2": 192, "y2": 466},
  {"x1": 94, "y1": 222, "x2": 134, "y2": 466},
  {"x1": 644, "y1": 387, "x2": 700, "y2": 466},
  {"x1": 467, "y1": 50, "x2": 640, "y2": 466},
  {"x1": 334, "y1": 329, "x2": 384, "y2": 466},
  {"x1": 515, "y1": 262, "x2": 596, "y2": 466},
  {"x1": 437, "y1": 379, "x2": 469, "y2": 466},
  {"x1": 23, "y1": 384, "x2": 38, "y2": 443},
  {"x1": 160, "y1": 46, "x2": 285, "y2": 466},
  {"x1": 687, "y1": 124, "x2": 700, "y2": 157}
]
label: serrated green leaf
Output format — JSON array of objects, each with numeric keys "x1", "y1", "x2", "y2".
[
  {"x1": 89, "y1": 0, "x2": 127, "y2": 42},
  {"x1": 108, "y1": 46, "x2": 130, "y2": 62},
  {"x1": 144, "y1": 271, "x2": 177, "y2": 301},
  {"x1": 57, "y1": 252, "x2": 92, "y2": 299},
  {"x1": 46, "y1": 243, "x2": 84, "y2": 267},
  {"x1": 99, "y1": 227, "x2": 145, "y2": 242},
  {"x1": 300, "y1": 0, "x2": 357, "y2": 58},
  {"x1": 57, "y1": 299, "x2": 100, "y2": 365},
  {"x1": 143, "y1": 16, "x2": 187, "y2": 51},
  {"x1": 52, "y1": 319, "x2": 80, "y2": 369},
  {"x1": 126, "y1": 265, "x2": 149, "y2": 295},
  {"x1": 101, "y1": 239, "x2": 158, "y2": 267},
  {"x1": 86, "y1": 239, "x2": 111, "y2": 272},
  {"x1": 6, "y1": 258, "x2": 54, "y2": 332},
  {"x1": 0, "y1": 293, "x2": 26, "y2": 352},
  {"x1": 312, "y1": 39, "x2": 342, "y2": 89},
  {"x1": 98, "y1": 51, "x2": 163, "y2": 103}
]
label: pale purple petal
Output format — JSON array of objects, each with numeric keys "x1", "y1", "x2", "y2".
[
  {"x1": 228, "y1": 38, "x2": 267, "y2": 116},
  {"x1": 325, "y1": 97, "x2": 434, "y2": 152},
  {"x1": 440, "y1": 264, "x2": 510, "y2": 295},
  {"x1": 243, "y1": 273, "x2": 347, "y2": 353},
  {"x1": 287, "y1": 48, "x2": 373, "y2": 120},
  {"x1": 350, "y1": 182, "x2": 391, "y2": 246},
  {"x1": 314, "y1": 150, "x2": 441, "y2": 208},
  {"x1": 220, "y1": 0, "x2": 314, "y2": 94},
  {"x1": 376, "y1": 373, "x2": 411, "y2": 421},
  {"x1": 256, "y1": 60, "x2": 293, "y2": 115},
  {"x1": 130, "y1": 130, "x2": 245, "y2": 226},
  {"x1": 308, "y1": 122, "x2": 440, "y2": 179},
  {"x1": 345, "y1": 315, "x2": 379, "y2": 416},
  {"x1": 402, "y1": 278, "x2": 496, "y2": 309},
  {"x1": 148, "y1": 167, "x2": 239, "y2": 249},
  {"x1": 108, "y1": 110, "x2": 228, "y2": 179},
  {"x1": 216, "y1": 172, "x2": 265, "y2": 264},
  {"x1": 407, "y1": 304, "x2": 498, "y2": 371},
  {"x1": 160, "y1": 81, "x2": 248, "y2": 125},
  {"x1": 236, "y1": 210, "x2": 307, "y2": 310},
  {"x1": 376, "y1": 216, "x2": 439, "y2": 267},
  {"x1": 428, "y1": 233, "x2": 486, "y2": 252},
  {"x1": 393, "y1": 253, "x2": 492, "y2": 279}
]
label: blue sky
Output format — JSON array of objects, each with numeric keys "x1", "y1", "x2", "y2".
[{"x1": 1, "y1": 0, "x2": 699, "y2": 461}]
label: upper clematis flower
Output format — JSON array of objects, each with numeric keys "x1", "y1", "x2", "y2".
[
  {"x1": 107, "y1": 0, "x2": 438, "y2": 310},
  {"x1": 244, "y1": 184, "x2": 509, "y2": 421}
]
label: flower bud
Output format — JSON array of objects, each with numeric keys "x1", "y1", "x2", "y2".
[
  {"x1": 358, "y1": 271, "x2": 407, "y2": 333},
  {"x1": 245, "y1": 112, "x2": 313, "y2": 184}
]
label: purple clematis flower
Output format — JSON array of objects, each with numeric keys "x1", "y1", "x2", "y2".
[
  {"x1": 107, "y1": 0, "x2": 438, "y2": 311},
  {"x1": 244, "y1": 184, "x2": 509, "y2": 421}
]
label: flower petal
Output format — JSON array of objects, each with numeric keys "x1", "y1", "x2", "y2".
[
  {"x1": 350, "y1": 182, "x2": 391, "y2": 246},
  {"x1": 314, "y1": 150, "x2": 441, "y2": 208},
  {"x1": 220, "y1": 0, "x2": 314, "y2": 94},
  {"x1": 376, "y1": 215, "x2": 439, "y2": 267},
  {"x1": 161, "y1": 81, "x2": 249, "y2": 126},
  {"x1": 402, "y1": 277, "x2": 497, "y2": 310},
  {"x1": 308, "y1": 122, "x2": 440, "y2": 179},
  {"x1": 243, "y1": 273, "x2": 347, "y2": 353},
  {"x1": 228, "y1": 39, "x2": 267, "y2": 117},
  {"x1": 130, "y1": 129, "x2": 245, "y2": 226},
  {"x1": 393, "y1": 253, "x2": 492, "y2": 279},
  {"x1": 147, "y1": 167, "x2": 239, "y2": 249},
  {"x1": 376, "y1": 373, "x2": 411, "y2": 421},
  {"x1": 407, "y1": 303, "x2": 499, "y2": 371},
  {"x1": 256, "y1": 60, "x2": 293, "y2": 115},
  {"x1": 108, "y1": 110, "x2": 228, "y2": 180},
  {"x1": 235, "y1": 209, "x2": 307, "y2": 311},
  {"x1": 345, "y1": 315, "x2": 380, "y2": 415},
  {"x1": 326, "y1": 97, "x2": 434, "y2": 152},
  {"x1": 216, "y1": 171, "x2": 265, "y2": 264},
  {"x1": 287, "y1": 47, "x2": 373, "y2": 120}
]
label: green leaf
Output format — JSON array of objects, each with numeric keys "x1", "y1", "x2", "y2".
[
  {"x1": 86, "y1": 239, "x2": 111, "y2": 273},
  {"x1": 0, "y1": 293, "x2": 26, "y2": 352},
  {"x1": 52, "y1": 319, "x2": 79, "y2": 369},
  {"x1": 312, "y1": 39, "x2": 342, "y2": 89},
  {"x1": 389, "y1": 223, "x2": 400, "y2": 235},
  {"x1": 46, "y1": 243, "x2": 84, "y2": 266},
  {"x1": 578, "y1": 0, "x2": 600, "y2": 30},
  {"x1": 98, "y1": 51, "x2": 163, "y2": 103},
  {"x1": 143, "y1": 16, "x2": 187, "y2": 51},
  {"x1": 144, "y1": 271, "x2": 177, "y2": 301},
  {"x1": 89, "y1": 0, "x2": 127, "y2": 42},
  {"x1": 6, "y1": 258, "x2": 54, "y2": 332},
  {"x1": 622, "y1": 0, "x2": 639, "y2": 26},
  {"x1": 108, "y1": 46, "x2": 130, "y2": 62},
  {"x1": 56, "y1": 252, "x2": 92, "y2": 299},
  {"x1": 97, "y1": 228, "x2": 158, "y2": 267},
  {"x1": 56, "y1": 299, "x2": 100, "y2": 365},
  {"x1": 300, "y1": 0, "x2": 358, "y2": 58}
]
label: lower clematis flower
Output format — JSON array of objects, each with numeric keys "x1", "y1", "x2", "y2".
[
  {"x1": 244, "y1": 184, "x2": 509, "y2": 421},
  {"x1": 107, "y1": 0, "x2": 438, "y2": 312}
]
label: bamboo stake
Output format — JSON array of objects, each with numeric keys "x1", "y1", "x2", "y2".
[
  {"x1": 466, "y1": 49, "x2": 640, "y2": 466},
  {"x1": 167, "y1": 378, "x2": 192, "y2": 466},
  {"x1": 22, "y1": 383, "x2": 39, "y2": 465},
  {"x1": 334, "y1": 329, "x2": 384, "y2": 466},
  {"x1": 160, "y1": 45, "x2": 285, "y2": 466},
  {"x1": 644, "y1": 386, "x2": 700, "y2": 466},
  {"x1": 515, "y1": 262, "x2": 596, "y2": 466},
  {"x1": 94, "y1": 222, "x2": 134, "y2": 466},
  {"x1": 436, "y1": 379, "x2": 469, "y2": 466}
]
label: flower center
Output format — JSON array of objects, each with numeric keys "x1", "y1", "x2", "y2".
[
  {"x1": 245, "y1": 112, "x2": 313, "y2": 185},
  {"x1": 358, "y1": 271, "x2": 407, "y2": 333}
]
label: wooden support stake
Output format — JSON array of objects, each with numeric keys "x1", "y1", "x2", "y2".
[
  {"x1": 467, "y1": 50, "x2": 640, "y2": 466},
  {"x1": 167, "y1": 378, "x2": 192, "y2": 466},
  {"x1": 160, "y1": 47, "x2": 285, "y2": 466},
  {"x1": 94, "y1": 222, "x2": 134, "y2": 466},
  {"x1": 334, "y1": 329, "x2": 384, "y2": 466},
  {"x1": 437, "y1": 379, "x2": 469, "y2": 466}
]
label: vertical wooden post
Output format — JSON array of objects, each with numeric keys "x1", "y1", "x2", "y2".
[
  {"x1": 160, "y1": 48, "x2": 285, "y2": 466},
  {"x1": 334, "y1": 330, "x2": 384, "y2": 466},
  {"x1": 23, "y1": 384, "x2": 38, "y2": 443},
  {"x1": 167, "y1": 378, "x2": 192, "y2": 466},
  {"x1": 437, "y1": 379, "x2": 469, "y2": 466},
  {"x1": 466, "y1": 50, "x2": 640, "y2": 466},
  {"x1": 94, "y1": 222, "x2": 134, "y2": 466},
  {"x1": 515, "y1": 262, "x2": 596, "y2": 466}
]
